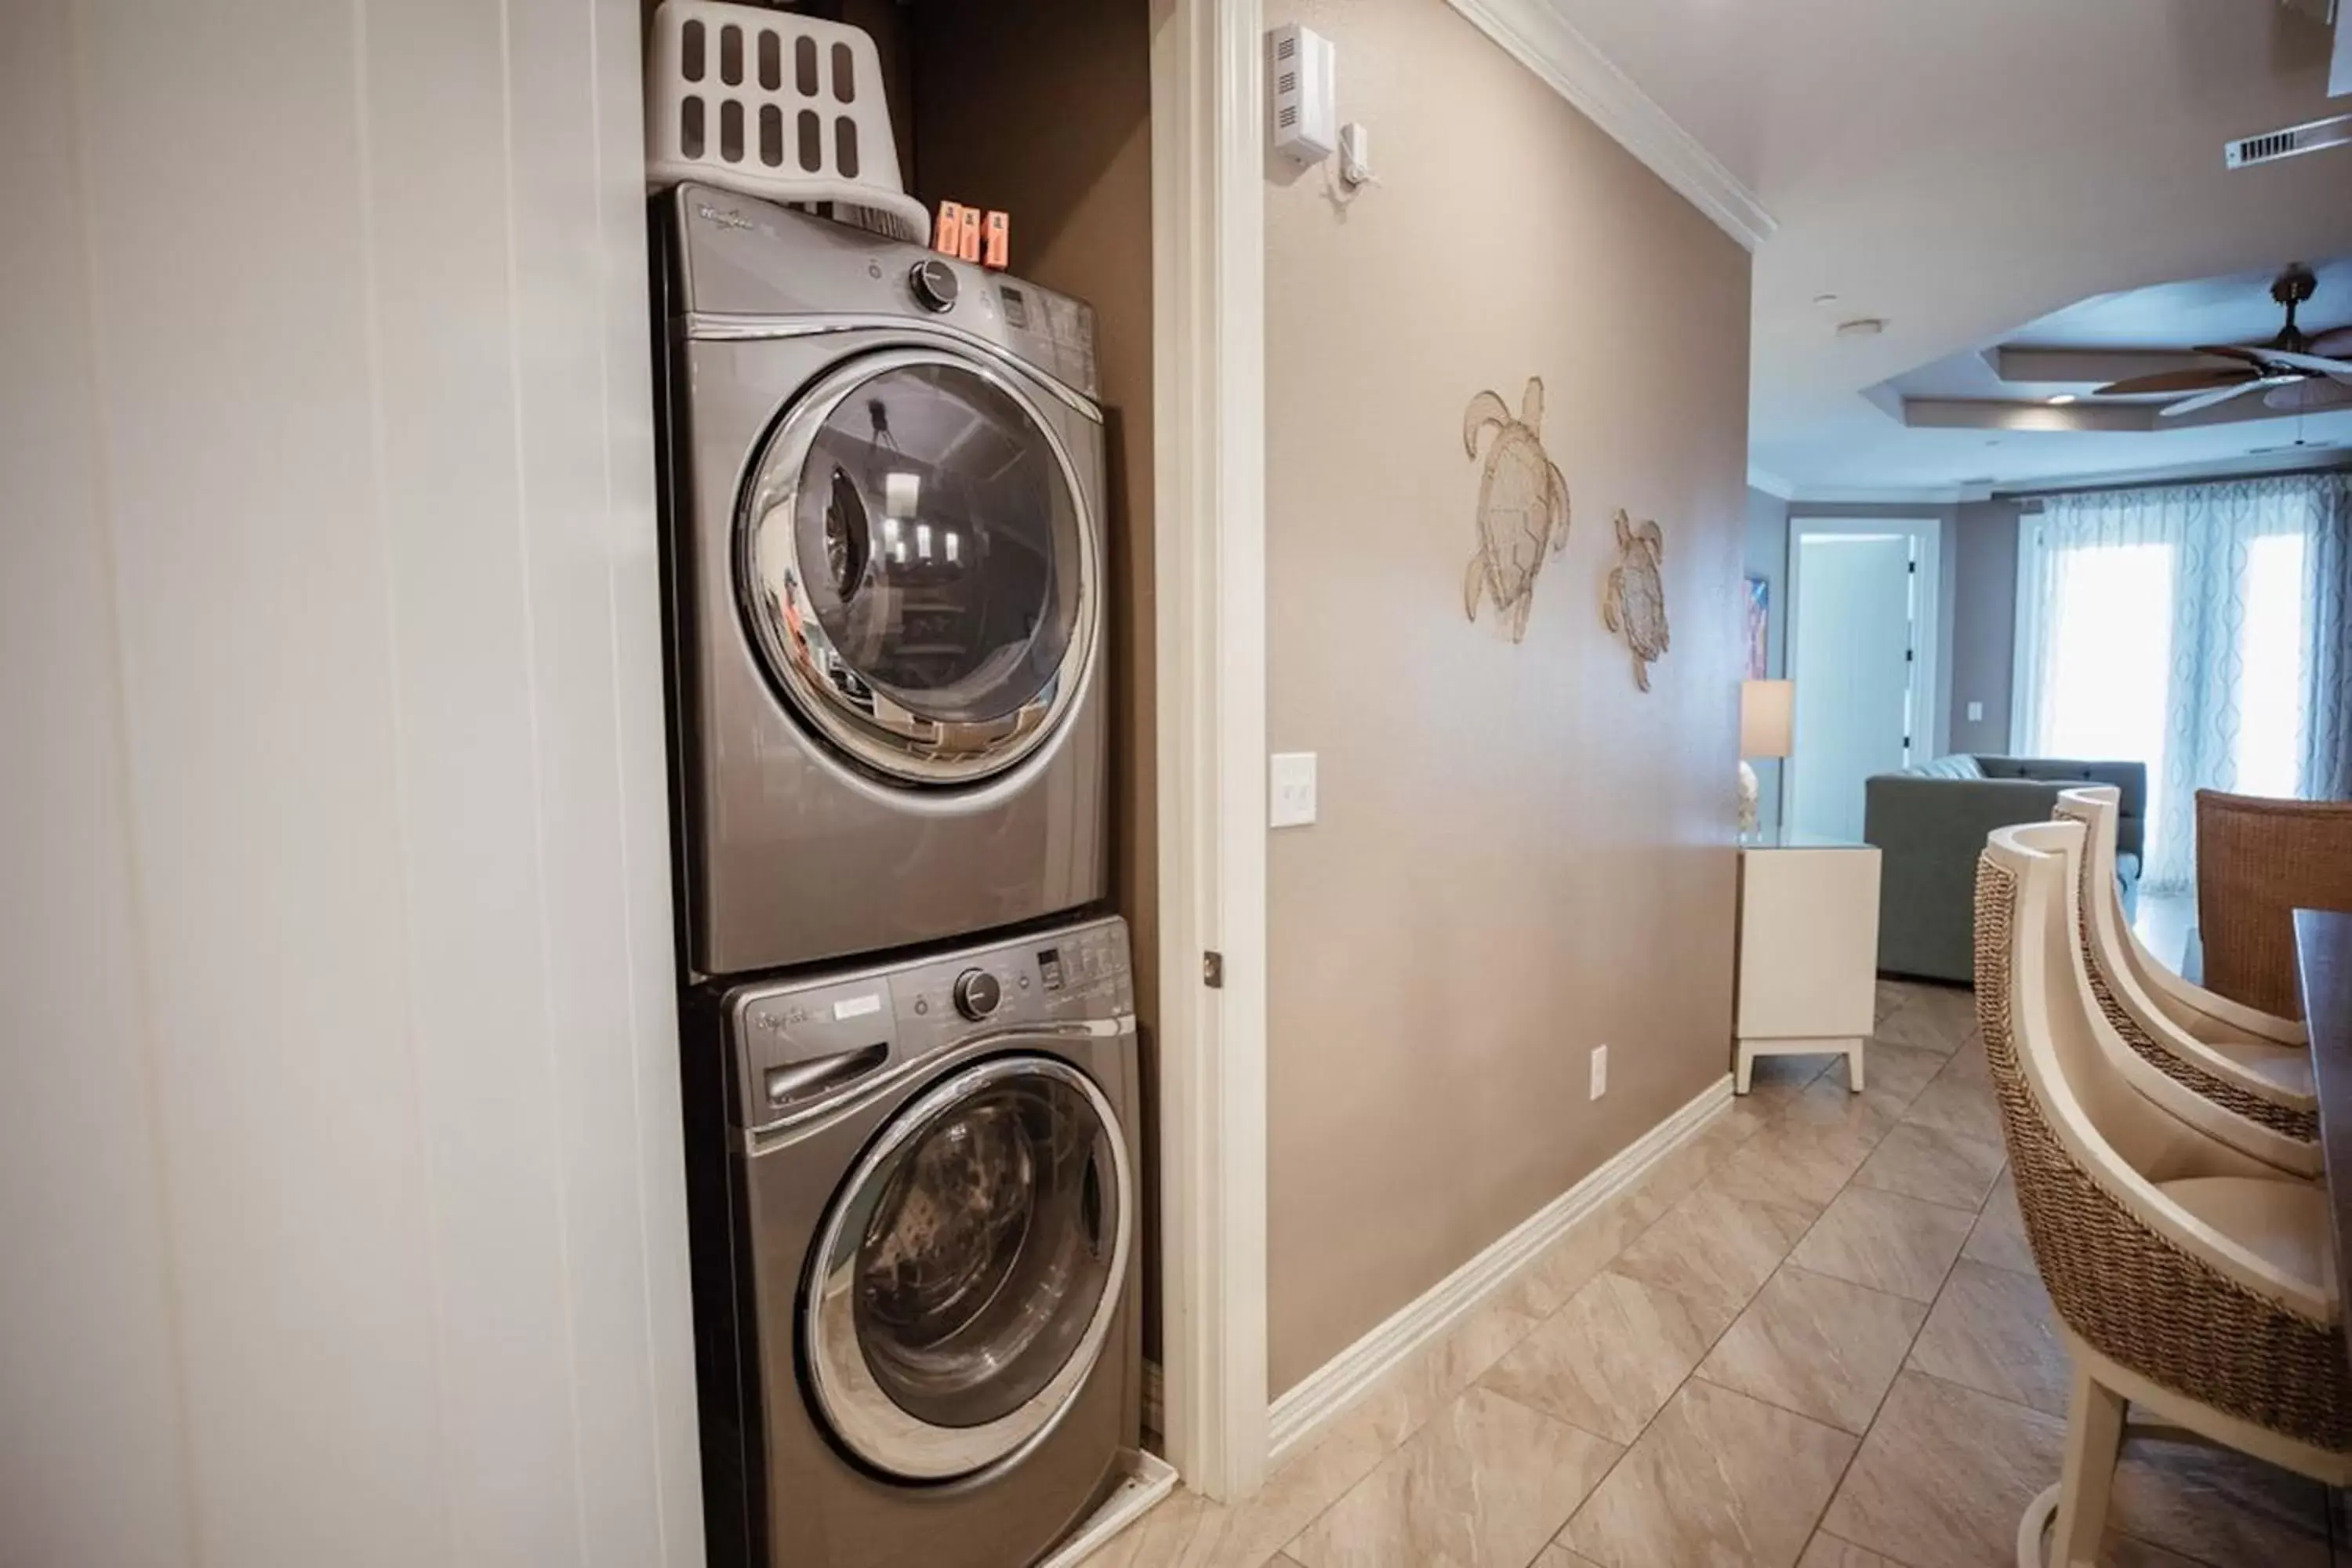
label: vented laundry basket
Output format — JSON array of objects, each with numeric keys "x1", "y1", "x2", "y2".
[{"x1": 644, "y1": 2, "x2": 928, "y2": 244}]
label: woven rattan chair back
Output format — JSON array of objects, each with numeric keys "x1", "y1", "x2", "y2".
[{"x1": 2197, "y1": 789, "x2": 2352, "y2": 1020}]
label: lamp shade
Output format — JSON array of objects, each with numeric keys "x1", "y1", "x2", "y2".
[{"x1": 1740, "y1": 679, "x2": 1794, "y2": 760}]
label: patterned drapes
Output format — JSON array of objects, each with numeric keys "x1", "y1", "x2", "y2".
[{"x1": 2014, "y1": 470, "x2": 2352, "y2": 891}]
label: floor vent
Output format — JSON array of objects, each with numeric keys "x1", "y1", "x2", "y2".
[{"x1": 2227, "y1": 112, "x2": 2351, "y2": 168}]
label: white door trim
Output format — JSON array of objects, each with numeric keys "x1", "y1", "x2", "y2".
[
  {"x1": 1783, "y1": 515, "x2": 1944, "y2": 830},
  {"x1": 1149, "y1": 0, "x2": 1270, "y2": 1503}
]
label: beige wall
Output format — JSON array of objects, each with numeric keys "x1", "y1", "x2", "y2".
[
  {"x1": 1265, "y1": 0, "x2": 1752, "y2": 1392},
  {"x1": 906, "y1": 0, "x2": 1162, "y2": 1355}
]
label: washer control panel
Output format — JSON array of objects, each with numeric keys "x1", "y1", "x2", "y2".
[{"x1": 723, "y1": 915, "x2": 1133, "y2": 1129}]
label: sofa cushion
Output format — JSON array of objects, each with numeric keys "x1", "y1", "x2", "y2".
[{"x1": 1912, "y1": 754, "x2": 1987, "y2": 781}]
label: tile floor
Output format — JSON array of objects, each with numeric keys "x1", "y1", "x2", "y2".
[{"x1": 1095, "y1": 979, "x2": 2343, "y2": 1568}]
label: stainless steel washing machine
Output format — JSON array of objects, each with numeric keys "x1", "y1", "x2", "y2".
[
  {"x1": 653, "y1": 183, "x2": 1109, "y2": 981},
  {"x1": 681, "y1": 914, "x2": 1142, "y2": 1568}
]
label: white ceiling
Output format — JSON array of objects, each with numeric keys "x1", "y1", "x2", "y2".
[{"x1": 1541, "y1": 0, "x2": 2352, "y2": 496}]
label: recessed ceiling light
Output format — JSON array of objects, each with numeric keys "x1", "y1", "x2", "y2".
[
  {"x1": 2047, "y1": 394, "x2": 2078, "y2": 405},
  {"x1": 1835, "y1": 317, "x2": 1886, "y2": 338}
]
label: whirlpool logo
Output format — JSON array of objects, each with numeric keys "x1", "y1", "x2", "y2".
[{"x1": 695, "y1": 202, "x2": 753, "y2": 232}]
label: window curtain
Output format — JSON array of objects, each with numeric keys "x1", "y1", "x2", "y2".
[{"x1": 2013, "y1": 470, "x2": 2352, "y2": 891}]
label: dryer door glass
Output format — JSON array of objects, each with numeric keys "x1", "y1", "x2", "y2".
[
  {"x1": 740, "y1": 350, "x2": 1097, "y2": 786},
  {"x1": 804, "y1": 1054, "x2": 1131, "y2": 1481}
]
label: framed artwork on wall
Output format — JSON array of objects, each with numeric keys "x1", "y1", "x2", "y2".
[{"x1": 1743, "y1": 575, "x2": 1769, "y2": 681}]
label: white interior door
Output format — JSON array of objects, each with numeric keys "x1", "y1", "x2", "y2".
[{"x1": 1789, "y1": 534, "x2": 1915, "y2": 840}]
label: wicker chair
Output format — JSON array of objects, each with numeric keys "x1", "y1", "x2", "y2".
[
  {"x1": 1976, "y1": 821, "x2": 2347, "y2": 1568},
  {"x1": 2197, "y1": 789, "x2": 2352, "y2": 1019},
  {"x1": 2054, "y1": 786, "x2": 2317, "y2": 1161}
]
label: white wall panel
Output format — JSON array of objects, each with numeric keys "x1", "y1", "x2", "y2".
[
  {"x1": 0, "y1": 6, "x2": 193, "y2": 1564},
  {"x1": 0, "y1": 1, "x2": 701, "y2": 1563}
]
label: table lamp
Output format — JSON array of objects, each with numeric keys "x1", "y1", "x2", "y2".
[{"x1": 1739, "y1": 679, "x2": 1794, "y2": 837}]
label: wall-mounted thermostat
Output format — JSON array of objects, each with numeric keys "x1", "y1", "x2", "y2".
[{"x1": 1269, "y1": 24, "x2": 1338, "y2": 164}]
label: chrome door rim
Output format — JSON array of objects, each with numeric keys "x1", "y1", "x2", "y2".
[
  {"x1": 803, "y1": 1054, "x2": 1132, "y2": 1482},
  {"x1": 735, "y1": 348, "x2": 1100, "y2": 787}
]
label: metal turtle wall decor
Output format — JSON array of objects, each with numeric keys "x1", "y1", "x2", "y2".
[
  {"x1": 1602, "y1": 510, "x2": 1671, "y2": 691},
  {"x1": 1461, "y1": 376, "x2": 1570, "y2": 643}
]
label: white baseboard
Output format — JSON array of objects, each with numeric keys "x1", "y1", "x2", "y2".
[{"x1": 1264, "y1": 1073, "x2": 1733, "y2": 1466}]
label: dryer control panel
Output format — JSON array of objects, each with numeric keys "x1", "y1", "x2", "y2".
[
  {"x1": 668, "y1": 183, "x2": 1101, "y2": 399},
  {"x1": 721, "y1": 914, "x2": 1133, "y2": 1131}
]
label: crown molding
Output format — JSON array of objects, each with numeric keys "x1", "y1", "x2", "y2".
[
  {"x1": 1446, "y1": 0, "x2": 1777, "y2": 252},
  {"x1": 1747, "y1": 464, "x2": 1795, "y2": 500},
  {"x1": 1791, "y1": 483, "x2": 1993, "y2": 505}
]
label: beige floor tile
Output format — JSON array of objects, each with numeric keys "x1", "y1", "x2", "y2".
[
  {"x1": 1561, "y1": 1377, "x2": 1857, "y2": 1568},
  {"x1": 1500, "y1": 1196, "x2": 1648, "y2": 1319},
  {"x1": 1697, "y1": 1265, "x2": 1929, "y2": 1434},
  {"x1": 1823, "y1": 1038, "x2": 1949, "y2": 1109},
  {"x1": 1711, "y1": 1120, "x2": 1871, "y2": 1212},
  {"x1": 1779, "y1": 1074, "x2": 1904, "y2": 1149},
  {"x1": 2107, "y1": 1433, "x2": 2330, "y2": 1568},
  {"x1": 1612, "y1": 1180, "x2": 1817, "y2": 1325},
  {"x1": 1852, "y1": 1122, "x2": 2007, "y2": 1211},
  {"x1": 1904, "y1": 1258, "x2": 2069, "y2": 1417},
  {"x1": 1819, "y1": 1370, "x2": 2067, "y2": 1568},
  {"x1": 1355, "y1": 1294, "x2": 1543, "y2": 1444},
  {"x1": 1874, "y1": 984, "x2": 1977, "y2": 1056},
  {"x1": 1790, "y1": 1186, "x2": 1974, "y2": 1304},
  {"x1": 1085, "y1": 1485, "x2": 1232, "y2": 1568},
  {"x1": 1900, "y1": 1054, "x2": 2005, "y2": 1147},
  {"x1": 1960, "y1": 1170, "x2": 2035, "y2": 1278},
  {"x1": 1797, "y1": 1535, "x2": 1905, "y2": 1568},
  {"x1": 1875, "y1": 979, "x2": 1911, "y2": 1025},
  {"x1": 1481, "y1": 1269, "x2": 1722, "y2": 1443},
  {"x1": 1533, "y1": 1550, "x2": 1608, "y2": 1568},
  {"x1": 1288, "y1": 1386, "x2": 1618, "y2": 1568},
  {"x1": 1751, "y1": 1053, "x2": 1838, "y2": 1089},
  {"x1": 1272, "y1": 1558, "x2": 1309, "y2": 1568},
  {"x1": 2100, "y1": 1534, "x2": 2214, "y2": 1568}
]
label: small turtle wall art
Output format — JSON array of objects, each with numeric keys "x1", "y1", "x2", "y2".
[
  {"x1": 1602, "y1": 510, "x2": 1671, "y2": 691},
  {"x1": 1461, "y1": 376, "x2": 1570, "y2": 643}
]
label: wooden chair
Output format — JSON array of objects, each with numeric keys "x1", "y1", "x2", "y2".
[
  {"x1": 1975, "y1": 820, "x2": 2346, "y2": 1568},
  {"x1": 2197, "y1": 789, "x2": 2352, "y2": 1019},
  {"x1": 2054, "y1": 786, "x2": 2316, "y2": 1163}
]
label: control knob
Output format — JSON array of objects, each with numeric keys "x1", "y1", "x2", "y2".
[
  {"x1": 953, "y1": 967, "x2": 1001, "y2": 1021},
  {"x1": 909, "y1": 258, "x2": 960, "y2": 314}
]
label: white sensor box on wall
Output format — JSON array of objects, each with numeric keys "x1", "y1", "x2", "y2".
[{"x1": 1269, "y1": 24, "x2": 1338, "y2": 164}]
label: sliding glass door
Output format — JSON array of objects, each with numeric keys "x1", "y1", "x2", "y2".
[{"x1": 2012, "y1": 472, "x2": 2350, "y2": 891}]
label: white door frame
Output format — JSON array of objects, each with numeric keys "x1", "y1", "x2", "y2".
[
  {"x1": 1149, "y1": 0, "x2": 1270, "y2": 1504},
  {"x1": 1782, "y1": 515, "x2": 1944, "y2": 830}
]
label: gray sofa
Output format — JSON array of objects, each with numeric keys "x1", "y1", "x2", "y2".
[{"x1": 1863, "y1": 754, "x2": 2148, "y2": 983}]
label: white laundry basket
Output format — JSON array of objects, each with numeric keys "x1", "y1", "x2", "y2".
[{"x1": 644, "y1": 2, "x2": 929, "y2": 244}]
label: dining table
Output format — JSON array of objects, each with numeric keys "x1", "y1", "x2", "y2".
[{"x1": 2294, "y1": 907, "x2": 2352, "y2": 1336}]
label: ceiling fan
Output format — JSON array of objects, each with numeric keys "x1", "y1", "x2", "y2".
[{"x1": 2094, "y1": 264, "x2": 2352, "y2": 417}]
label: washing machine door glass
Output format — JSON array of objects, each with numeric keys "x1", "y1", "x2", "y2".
[
  {"x1": 739, "y1": 347, "x2": 1097, "y2": 786},
  {"x1": 804, "y1": 1054, "x2": 1131, "y2": 1482}
]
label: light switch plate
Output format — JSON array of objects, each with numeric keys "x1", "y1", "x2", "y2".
[
  {"x1": 1589, "y1": 1044, "x2": 1608, "y2": 1100},
  {"x1": 1269, "y1": 751, "x2": 1318, "y2": 829},
  {"x1": 1966, "y1": 700, "x2": 1984, "y2": 723}
]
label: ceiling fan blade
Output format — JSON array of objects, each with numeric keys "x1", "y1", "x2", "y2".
[
  {"x1": 2313, "y1": 325, "x2": 2352, "y2": 358},
  {"x1": 2190, "y1": 344, "x2": 2272, "y2": 366},
  {"x1": 2161, "y1": 376, "x2": 2292, "y2": 417},
  {"x1": 2249, "y1": 347, "x2": 2352, "y2": 381},
  {"x1": 2094, "y1": 367, "x2": 2256, "y2": 397},
  {"x1": 2264, "y1": 379, "x2": 2352, "y2": 413}
]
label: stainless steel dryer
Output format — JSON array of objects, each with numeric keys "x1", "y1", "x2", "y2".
[
  {"x1": 653, "y1": 183, "x2": 1109, "y2": 980},
  {"x1": 681, "y1": 914, "x2": 1142, "y2": 1568}
]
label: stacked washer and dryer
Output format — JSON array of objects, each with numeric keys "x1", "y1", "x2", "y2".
[{"x1": 652, "y1": 180, "x2": 1142, "y2": 1568}]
